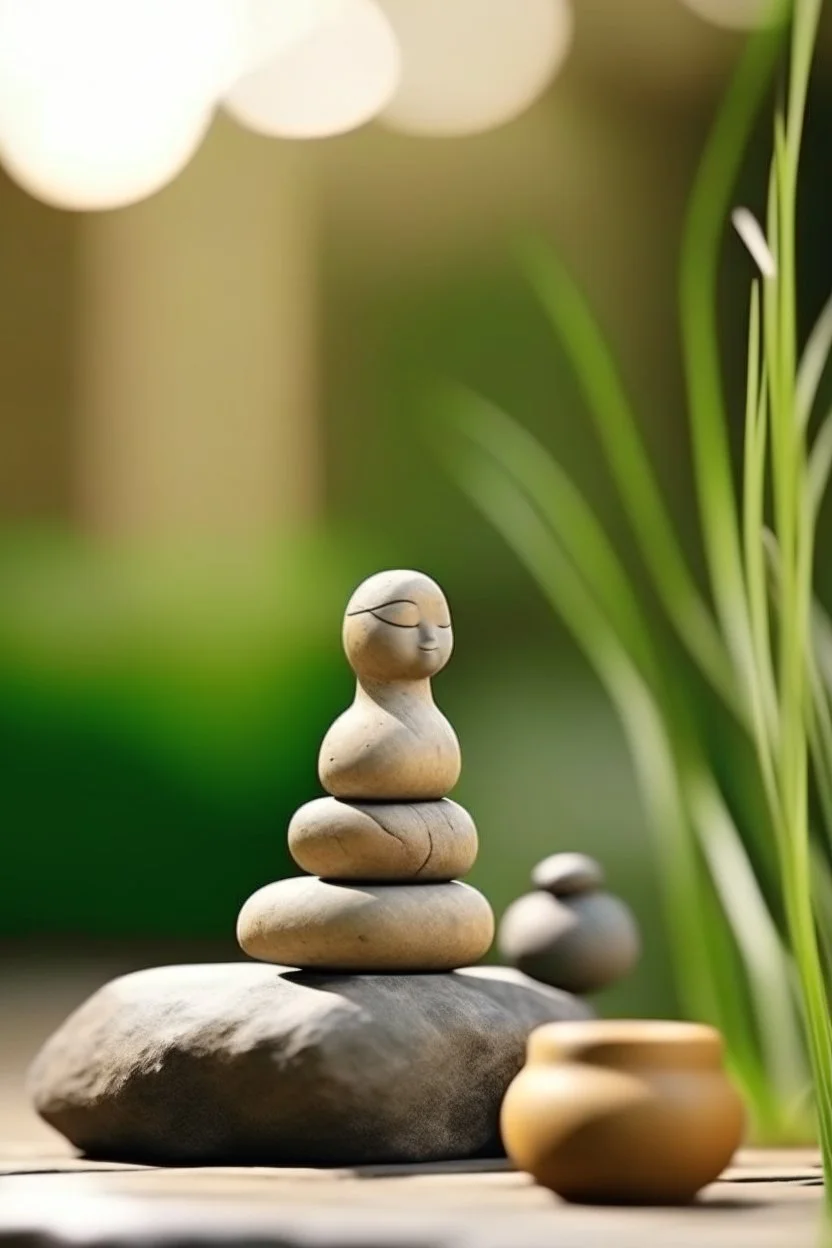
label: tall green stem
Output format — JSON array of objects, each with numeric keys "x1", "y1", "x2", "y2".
[
  {"x1": 772, "y1": 0, "x2": 832, "y2": 1200},
  {"x1": 680, "y1": 23, "x2": 783, "y2": 682},
  {"x1": 683, "y1": 0, "x2": 832, "y2": 1187}
]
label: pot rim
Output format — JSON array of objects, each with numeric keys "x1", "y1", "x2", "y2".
[{"x1": 526, "y1": 1018, "x2": 726, "y2": 1068}]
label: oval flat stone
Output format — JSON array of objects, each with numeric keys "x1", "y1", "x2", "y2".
[
  {"x1": 237, "y1": 876, "x2": 494, "y2": 972},
  {"x1": 288, "y1": 797, "x2": 478, "y2": 882},
  {"x1": 531, "y1": 852, "x2": 604, "y2": 896}
]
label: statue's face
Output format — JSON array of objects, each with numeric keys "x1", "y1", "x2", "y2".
[{"x1": 342, "y1": 570, "x2": 454, "y2": 682}]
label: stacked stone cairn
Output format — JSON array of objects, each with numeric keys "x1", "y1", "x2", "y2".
[
  {"x1": 29, "y1": 569, "x2": 636, "y2": 1168},
  {"x1": 237, "y1": 568, "x2": 495, "y2": 972},
  {"x1": 498, "y1": 852, "x2": 641, "y2": 994}
]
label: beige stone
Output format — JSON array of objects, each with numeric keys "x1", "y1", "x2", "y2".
[
  {"x1": 237, "y1": 876, "x2": 494, "y2": 971},
  {"x1": 342, "y1": 569, "x2": 455, "y2": 684},
  {"x1": 288, "y1": 797, "x2": 478, "y2": 882},
  {"x1": 319, "y1": 570, "x2": 461, "y2": 800}
]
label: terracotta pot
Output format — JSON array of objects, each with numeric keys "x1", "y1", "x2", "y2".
[{"x1": 500, "y1": 1019, "x2": 745, "y2": 1205}]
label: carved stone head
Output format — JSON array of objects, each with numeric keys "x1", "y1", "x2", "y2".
[{"x1": 342, "y1": 569, "x2": 454, "y2": 683}]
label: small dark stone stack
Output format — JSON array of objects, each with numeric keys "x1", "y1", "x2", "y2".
[{"x1": 497, "y1": 853, "x2": 640, "y2": 994}]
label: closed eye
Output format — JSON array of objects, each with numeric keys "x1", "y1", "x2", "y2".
[
  {"x1": 370, "y1": 611, "x2": 417, "y2": 629},
  {"x1": 367, "y1": 600, "x2": 421, "y2": 628}
]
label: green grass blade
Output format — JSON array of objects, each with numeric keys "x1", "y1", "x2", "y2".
[
  {"x1": 444, "y1": 433, "x2": 803, "y2": 1136},
  {"x1": 443, "y1": 439, "x2": 721, "y2": 1024},
  {"x1": 805, "y1": 375, "x2": 832, "y2": 855},
  {"x1": 809, "y1": 410, "x2": 832, "y2": 519},
  {"x1": 441, "y1": 386, "x2": 660, "y2": 690},
  {"x1": 812, "y1": 597, "x2": 832, "y2": 694},
  {"x1": 787, "y1": 0, "x2": 823, "y2": 166},
  {"x1": 811, "y1": 842, "x2": 832, "y2": 979},
  {"x1": 763, "y1": 463, "x2": 832, "y2": 1186},
  {"x1": 687, "y1": 768, "x2": 808, "y2": 1110},
  {"x1": 763, "y1": 531, "x2": 832, "y2": 699},
  {"x1": 743, "y1": 281, "x2": 780, "y2": 800},
  {"x1": 516, "y1": 237, "x2": 736, "y2": 712},
  {"x1": 680, "y1": 23, "x2": 783, "y2": 672},
  {"x1": 797, "y1": 291, "x2": 832, "y2": 431},
  {"x1": 774, "y1": 5, "x2": 832, "y2": 1167},
  {"x1": 446, "y1": 389, "x2": 803, "y2": 1076},
  {"x1": 809, "y1": 680, "x2": 832, "y2": 859},
  {"x1": 763, "y1": 152, "x2": 782, "y2": 441}
]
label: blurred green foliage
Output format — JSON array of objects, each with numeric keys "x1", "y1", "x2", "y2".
[{"x1": 0, "y1": 529, "x2": 375, "y2": 936}]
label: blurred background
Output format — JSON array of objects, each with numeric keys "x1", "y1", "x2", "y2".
[{"x1": 3, "y1": 0, "x2": 832, "y2": 1144}]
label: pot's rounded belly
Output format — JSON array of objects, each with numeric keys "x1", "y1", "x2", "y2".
[{"x1": 501, "y1": 1062, "x2": 745, "y2": 1204}]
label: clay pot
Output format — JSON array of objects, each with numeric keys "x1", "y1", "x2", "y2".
[{"x1": 500, "y1": 1019, "x2": 745, "y2": 1205}]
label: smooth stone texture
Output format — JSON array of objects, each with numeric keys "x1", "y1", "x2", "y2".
[
  {"x1": 531, "y1": 852, "x2": 604, "y2": 897},
  {"x1": 498, "y1": 890, "x2": 640, "y2": 995},
  {"x1": 319, "y1": 570, "x2": 461, "y2": 801},
  {"x1": 237, "y1": 876, "x2": 495, "y2": 971},
  {"x1": 319, "y1": 687, "x2": 461, "y2": 802},
  {"x1": 288, "y1": 796, "x2": 478, "y2": 881},
  {"x1": 342, "y1": 570, "x2": 455, "y2": 685},
  {"x1": 27, "y1": 962, "x2": 591, "y2": 1166}
]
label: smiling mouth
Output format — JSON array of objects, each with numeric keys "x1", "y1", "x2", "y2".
[{"x1": 419, "y1": 645, "x2": 438, "y2": 653}]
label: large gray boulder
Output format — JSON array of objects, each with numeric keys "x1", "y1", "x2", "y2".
[{"x1": 28, "y1": 962, "x2": 590, "y2": 1167}]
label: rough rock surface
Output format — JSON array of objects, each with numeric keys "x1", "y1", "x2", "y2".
[{"x1": 28, "y1": 962, "x2": 590, "y2": 1167}]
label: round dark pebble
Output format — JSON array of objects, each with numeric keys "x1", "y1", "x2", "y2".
[
  {"x1": 498, "y1": 890, "x2": 640, "y2": 995},
  {"x1": 531, "y1": 853, "x2": 604, "y2": 897}
]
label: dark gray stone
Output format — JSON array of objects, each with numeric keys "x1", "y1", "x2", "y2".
[
  {"x1": 530, "y1": 853, "x2": 604, "y2": 897},
  {"x1": 27, "y1": 963, "x2": 590, "y2": 1168},
  {"x1": 498, "y1": 891, "x2": 640, "y2": 995}
]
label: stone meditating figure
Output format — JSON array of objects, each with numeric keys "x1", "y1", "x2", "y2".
[
  {"x1": 237, "y1": 569, "x2": 494, "y2": 972},
  {"x1": 28, "y1": 569, "x2": 634, "y2": 1168}
]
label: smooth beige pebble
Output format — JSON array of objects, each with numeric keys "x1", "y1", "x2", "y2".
[
  {"x1": 288, "y1": 797, "x2": 478, "y2": 882},
  {"x1": 318, "y1": 691, "x2": 461, "y2": 801},
  {"x1": 237, "y1": 876, "x2": 494, "y2": 972}
]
